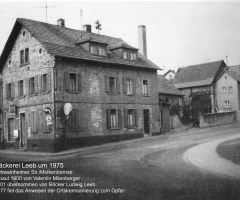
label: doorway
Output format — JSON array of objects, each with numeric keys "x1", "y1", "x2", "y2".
[
  {"x1": 8, "y1": 118, "x2": 14, "y2": 141},
  {"x1": 143, "y1": 109, "x2": 150, "y2": 134},
  {"x1": 20, "y1": 113, "x2": 26, "y2": 147}
]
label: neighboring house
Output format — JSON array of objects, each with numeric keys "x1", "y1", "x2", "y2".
[
  {"x1": 173, "y1": 60, "x2": 227, "y2": 122},
  {"x1": 163, "y1": 70, "x2": 175, "y2": 82},
  {"x1": 157, "y1": 75, "x2": 184, "y2": 131},
  {"x1": 214, "y1": 69, "x2": 240, "y2": 112},
  {"x1": 0, "y1": 18, "x2": 161, "y2": 152}
]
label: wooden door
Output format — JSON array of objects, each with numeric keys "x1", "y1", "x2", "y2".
[{"x1": 143, "y1": 109, "x2": 150, "y2": 134}]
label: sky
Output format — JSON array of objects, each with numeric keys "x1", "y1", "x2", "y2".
[{"x1": 0, "y1": 0, "x2": 240, "y2": 74}]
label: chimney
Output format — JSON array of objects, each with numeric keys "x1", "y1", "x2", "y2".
[
  {"x1": 57, "y1": 19, "x2": 65, "y2": 27},
  {"x1": 83, "y1": 24, "x2": 92, "y2": 33},
  {"x1": 138, "y1": 25, "x2": 147, "y2": 58}
]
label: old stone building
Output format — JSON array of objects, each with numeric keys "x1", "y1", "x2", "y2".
[{"x1": 0, "y1": 18, "x2": 161, "y2": 152}]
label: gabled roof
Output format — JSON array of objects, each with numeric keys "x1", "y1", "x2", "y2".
[
  {"x1": 173, "y1": 60, "x2": 226, "y2": 89},
  {"x1": 157, "y1": 75, "x2": 184, "y2": 96},
  {"x1": 0, "y1": 18, "x2": 160, "y2": 71},
  {"x1": 225, "y1": 71, "x2": 240, "y2": 81},
  {"x1": 163, "y1": 70, "x2": 175, "y2": 77}
]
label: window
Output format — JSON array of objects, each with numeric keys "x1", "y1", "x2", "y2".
[
  {"x1": 111, "y1": 109, "x2": 118, "y2": 127},
  {"x1": 222, "y1": 87, "x2": 226, "y2": 93},
  {"x1": 90, "y1": 44, "x2": 107, "y2": 56},
  {"x1": 142, "y1": 80, "x2": 148, "y2": 95},
  {"x1": 107, "y1": 109, "x2": 122, "y2": 129},
  {"x1": 6, "y1": 83, "x2": 12, "y2": 99},
  {"x1": 127, "y1": 78, "x2": 133, "y2": 94},
  {"x1": 42, "y1": 74, "x2": 47, "y2": 92},
  {"x1": 38, "y1": 48, "x2": 43, "y2": 55},
  {"x1": 224, "y1": 101, "x2": 230, "y2": 108},
  {"x1": 8, "y1": 59, "x2": 12, "y2": 66},
  {"x1": 65, "y1": 72, "x2": 82, "y2": 92},
  {"x1": 22, "y1": 30, "x2": 26, "y2": 37},
  {"x1": 18, "y1": 80, "x2": 24, "y2": 97},
  {"x1": 124, "y1": 109, "x2": 138, "y2": 128},
  {"x1": 109, "y1": 77, "x2": 116, "y2": 93},
  {"x1": 229, "y1": 86, "x2": 233, "y2": 92},
  {"x1": 123, "y1": 51, "x2": 137, "y2": 61},
  {"x1": 69, "y1": 73, "x2": 77, "y2": 91},
  {"x1": 20, "y1": 48, "x2": 29, "y2": 65},
  {"x1": 29, "y1": 77, "x2": 35, "y2": 94}
]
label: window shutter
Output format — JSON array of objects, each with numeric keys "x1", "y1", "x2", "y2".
[
  {"x1": 107, "y1": 109, "x2": 111, "y2": 128},
  {"x1": 54, "y1": 70, "x2": 58, "y2": 90},
  {"x1": 78, "y1": 73, "x2": 82, "y2": 92},
  {"x1": 47, "y1": 72, "x2": 51, "y2": 92},
  {"x1": 34, "y1": 76, "x2": 38, "y2": 94},
  {"x1": 147, "y1": 80, "x2": 150, "y2": 95},
  {"x1": 24, "y1": 78, "x2": 28, "y2": 96},
  {"x1": 118, "y1": 109, "x2": 122, "y2": 128},
  {"x1": 37, "y1": 111, "x2": 41, "y2": 131},
  {"x1": 123, "y1": 78, "x2": 127, "y2": 94},
  {"x1": 38, "y1": 75, "x2": 42, "y2": 93},
  {"x1": 133, "y1": 78, "x2": 137, "y2": 95},
  {"x1": 70, "y1": 109, "x2": 76, "y2": 131},
  {"x1": 116, "y1": 77, "x2": 120, "y2": 94},
  {"x1": 124, "y1": 109, "x2": 128, "y2": 128},
  {"x1": 11, "y1": 82, "x2": 15, "y2": 99},
  {"x1": 32, "y1": 111, "x2": 37, "y2": 132},
  {"x1": 134, "y1": 109, "x2": 138, "y2": 127},
  {"x1": 65, "y1": 72, "x2": 70, "y2": 91},
  {"x1": 105, "y1": 76, "x2": 109, "y2": 93},
  {"x1": 5, "y1": 84, "x2": 8, "y2": 100},
  {"x1": 76, "y1": 109, "x2": 80, "y2": 130}
]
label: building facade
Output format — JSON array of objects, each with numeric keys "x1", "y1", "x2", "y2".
[
  {"x1": 214, "y1": 70, "x2": 240, "y2": 112},
  {"x1": 0, "y1": 18, "x2": 161, "y2": 152},
  {"x1": 173, "y1": 60, "x2": 227, "y2": 122}
]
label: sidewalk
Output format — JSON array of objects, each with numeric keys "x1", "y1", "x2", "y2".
[
  {"x1": 1, "y1": 122, "x2": 240, "y2": 157},
  {"x1": 185, "y1": 133, "x2": 240, "y2": 179}
]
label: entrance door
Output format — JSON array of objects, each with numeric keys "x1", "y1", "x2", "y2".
[
  {"x1": 8, "y1": 118, "x2": 14, "y2": 141},
  {"x1": 143, "y1": 109, "x2": 150, "y2": 134},
  {"x1": 20, "y1": 113, "x2": 26, "y2": 147}
]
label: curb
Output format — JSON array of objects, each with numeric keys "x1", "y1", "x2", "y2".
[{"x1": 1, "y1": 122, "x2": 240, "y2": 157}]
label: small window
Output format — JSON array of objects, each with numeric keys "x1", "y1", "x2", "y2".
[
  {"x1": 42, "y1": 74, "x2": 47, "y2": 92},
  {"x1": 222, "y1": 87, "x2": 226, "y2": 93},
  {"x1": 69, "y1": 73, "x2": 77, "y2": 91},
  {"x1": 38, "y1": 48, "x2": 43, "y2": 55},
  {"x1": 8, "y1": 59, "x2": 12, "y2": 66},
  {"x1": 229, "y1": 86, "x2": 233, "y2": 92},
  {"x1": 127, "y1": 78, "x2": 133, "y2": 94},
  {"x1": 224, "y1": 101, "x2": 230, "y2": 108},
  {"x1": 29, "y1": 77, "x2": 35, "y2": 94},
  {"x1": 6, "y1": 83, "x2": 12, "y2": 99},
  {"x1": 22, "y1": 30, "x2": 26, "y2": 37},
  {"x1": 142, "y1": 80, "x2": 148, "y2": 95},
  {"x1": 123, "y1": 51, "x2": 127, "y2": 59},
  {"x1": 18, "y1": 80, "x2": 24, "y2": 97},
  {"x1": 109, "y1": 77, "x2": 116, "y2": 93},
  {"x1": 20, "y1": 48, "x2": 29, "y2": 65}
]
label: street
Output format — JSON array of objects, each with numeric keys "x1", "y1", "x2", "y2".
[{"x1": 1, "y1": 126, "x2": 240, "y2": 200}]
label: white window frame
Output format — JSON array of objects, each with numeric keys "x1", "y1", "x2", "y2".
[
  {"x1": 110, "y1": 109, "x2": 118, "y2": 127},
  {"x1": 127, "y1": 78, "x2": 133, "y2": 94},
  {"x1": 142, "y1": 80, "x2": 148, "y2": 95},
  {"x1": 224, "y1": 101, "x2": 230, "y2": 108},
  {"x1": 228, "y1": 86, "x2": 233, "y2": 93},
  {"x1": 222, "y1": 87, "x2": 226, "y2": 93}
]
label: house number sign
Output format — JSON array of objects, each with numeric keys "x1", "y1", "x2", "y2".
[{"x1": 46, "y1": 115, "x2": 52, "y2": 122}]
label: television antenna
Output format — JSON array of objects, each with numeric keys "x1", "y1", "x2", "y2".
[{"x1": 35, "y1": 2, "x2": 56, "y2": 23}]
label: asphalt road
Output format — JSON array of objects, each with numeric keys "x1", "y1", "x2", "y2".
[{"x1": 1, "y1": 125, "x2": 240, "y2": 200}]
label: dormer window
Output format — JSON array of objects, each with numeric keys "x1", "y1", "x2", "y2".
[
  {"x1": 123, "y1": 50, "x2": 137, "y2": 61},
  {"x1": 90, "y1": 44, "x2": 107, "y2": 56}
]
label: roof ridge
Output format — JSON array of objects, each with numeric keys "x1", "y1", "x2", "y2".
[
  {"x1": 17, "y1": 18, "x2": 123, "y2": 41},
  {"x1": 178, "y1": 60, "x2": 223, "y2": 69}
]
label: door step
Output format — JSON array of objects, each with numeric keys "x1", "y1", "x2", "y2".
[{"x1": 19, "y1": 148, "x2": 27, "y2": 151}]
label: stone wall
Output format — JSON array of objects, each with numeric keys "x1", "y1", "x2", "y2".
[{"x1": 199, "y1": 111, "x2": 237, "y2": 128}]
